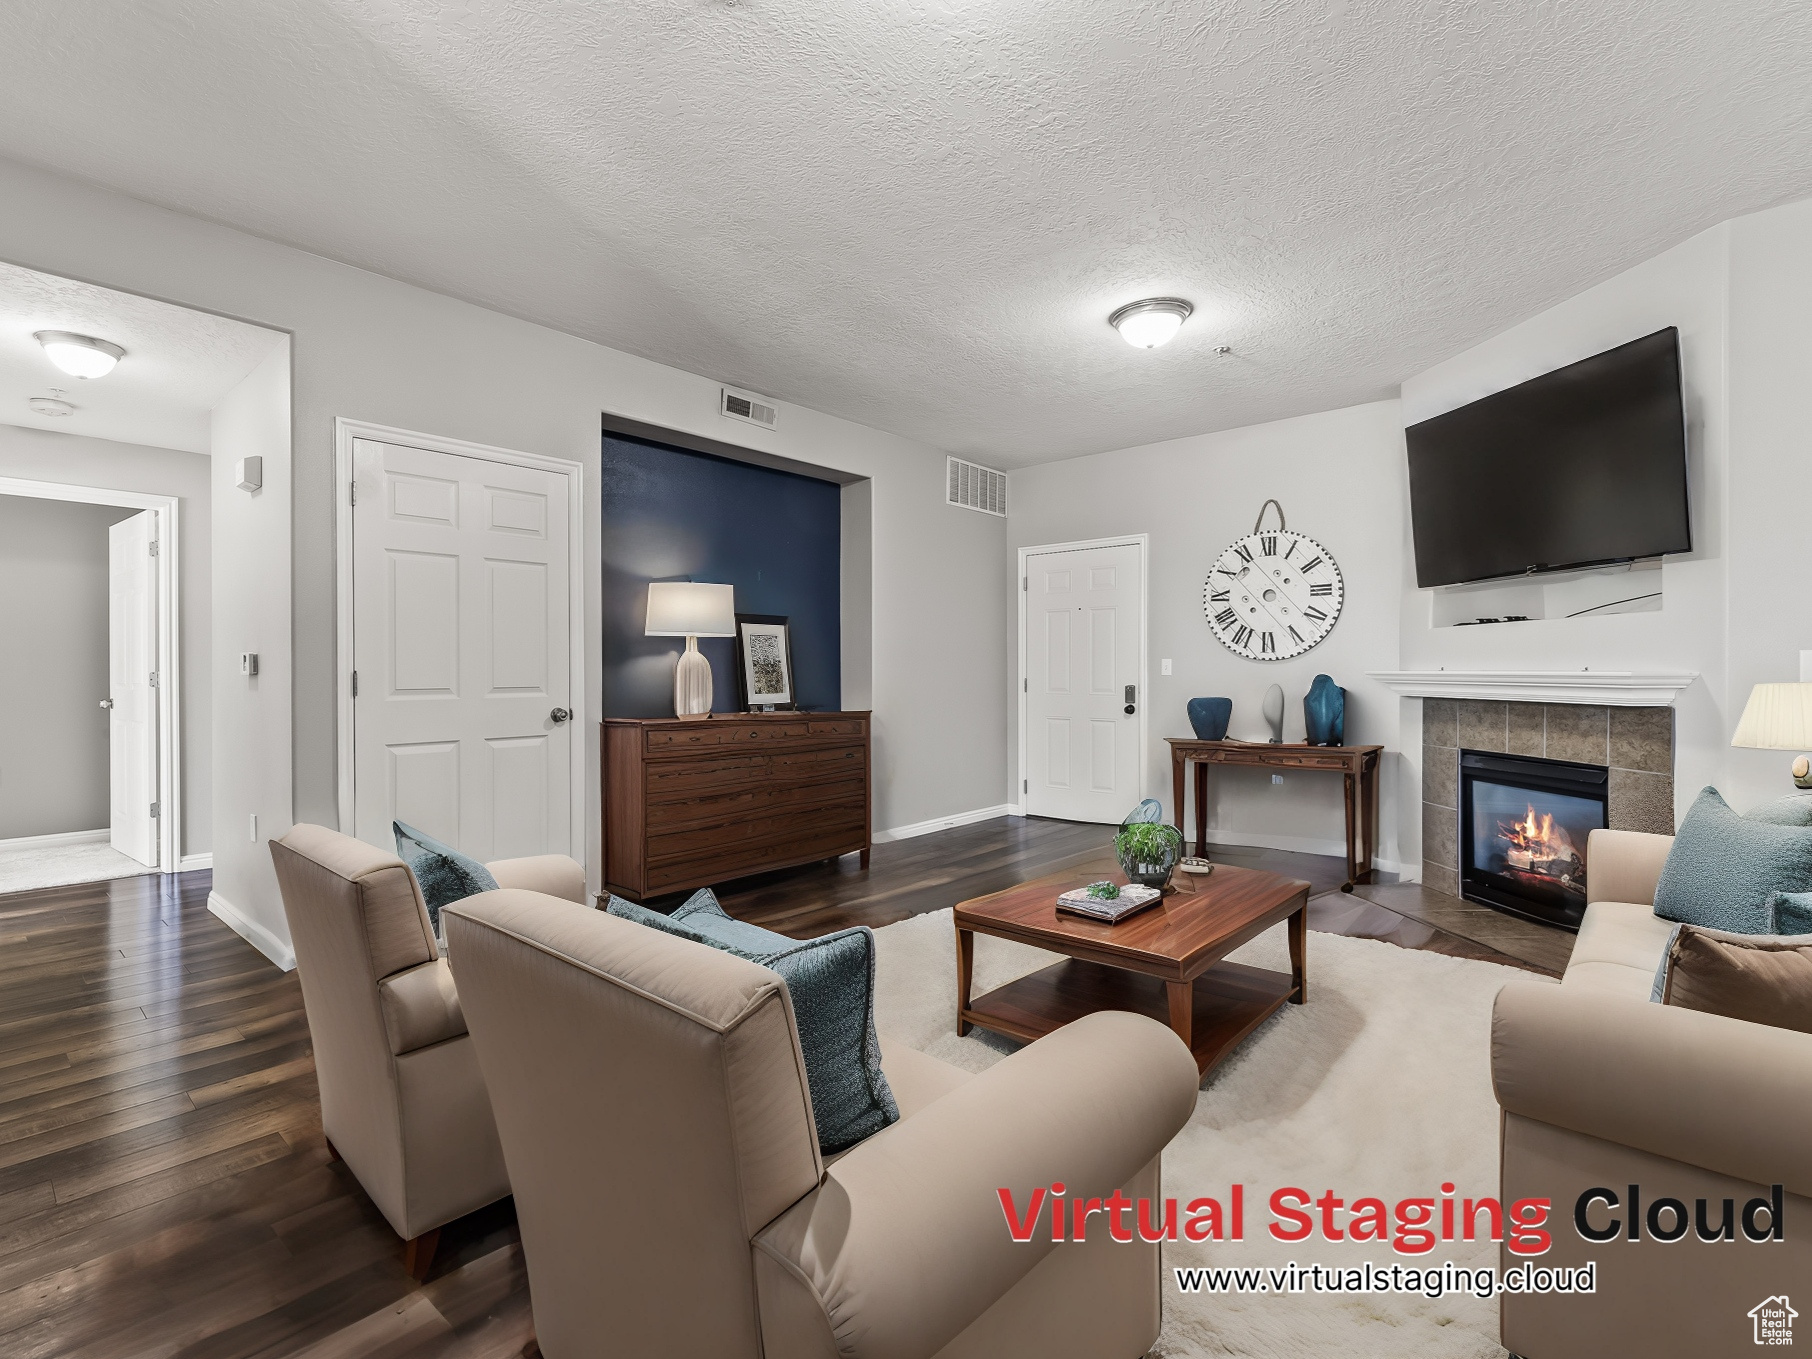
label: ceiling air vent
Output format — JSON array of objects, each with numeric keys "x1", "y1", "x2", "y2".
[
  {"x1": 720, "y1": 386, "x2": 778, "y2": 429},
  {"x1": 947, "y1": 456, "x2": 1007, "y2": 517}
]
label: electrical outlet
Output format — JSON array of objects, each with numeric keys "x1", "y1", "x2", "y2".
[
  {"x1": 249, "y1": 813, "x2": 258, "y2": 842},
  {"x1": 1271, "y1": 773, "x2": 1284, "y2": 785},
  {"x1": 1160, "y1": 658, "x2": 1173, "y2": 676}
]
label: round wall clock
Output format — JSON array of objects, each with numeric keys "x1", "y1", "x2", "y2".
[{"x1": 1202, "y1": 507, "x2": 1344, "y2": 660}]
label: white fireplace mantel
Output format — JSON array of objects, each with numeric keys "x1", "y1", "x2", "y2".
[{"x1": 1366, "y1": 670, "x2": 1699, "y2": 707}]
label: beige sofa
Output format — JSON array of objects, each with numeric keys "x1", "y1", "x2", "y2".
[
  {"x1": 269, "y1": 824, "x2": 585, "y2": 1277},
  {"x1": 445, "y1": 888, "x2": 1200, "y2": 1359},
  {"x1": 1492, "y1": 828, "x2": 1812, "y2": 1358}
]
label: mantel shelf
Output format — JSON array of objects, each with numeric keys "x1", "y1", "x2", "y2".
[{"x1": 1366, "y1": 670, "x2": 1698, "y2": 707}]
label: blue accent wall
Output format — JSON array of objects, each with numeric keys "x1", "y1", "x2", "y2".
[{"x1": 602, "y1": 433, "x2": 841, "y2": 716}]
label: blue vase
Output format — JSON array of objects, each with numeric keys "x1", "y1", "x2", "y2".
[
  {"x1": 1187, "y1": 697, "x2": 1232, "y2": 741},
  {"x1": 1303, "y1": 674, "x2": 1345, "y2": 746}
]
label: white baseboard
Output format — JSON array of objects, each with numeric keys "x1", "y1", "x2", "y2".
[
  {"x1": 1198, "y1": 828, "x2": 1406, "y2": 879},
  {"x1": 0, "y1": 828, "x2": 109, "y2": 852},
  {"x1": 177, "y1": 853, "x2": 213, "y2": 873},
  {"x1": 208, "y1": 891, "x2": 295, "y2": 971},
  {"x1": 874, "y1": 803, "x2": 1015, "y2": 844}
]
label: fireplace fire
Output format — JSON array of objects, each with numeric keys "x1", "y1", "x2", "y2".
[{"x1": 1460, "y1": 750, "x2": 1608, "y2": 930}]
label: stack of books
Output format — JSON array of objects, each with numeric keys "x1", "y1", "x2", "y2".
[{"x1": 1055, "y1": 882, "x2": 1162, "y2": 925}]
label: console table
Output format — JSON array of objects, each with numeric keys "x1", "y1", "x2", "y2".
[
  {"x1": 1166, "y1": 738, "x2": 1382, "y2": 892},
  {"x1": 603, "y1": 712, "x2": 871, "y2": 901}
]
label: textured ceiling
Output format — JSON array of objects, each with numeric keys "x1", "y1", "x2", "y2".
[
  {"x1": 0, "y1": 262, "x2": 284, "y2": 454},
  {"x1": 2, "y1": 1, "x2": 1809, "y2": 467}
]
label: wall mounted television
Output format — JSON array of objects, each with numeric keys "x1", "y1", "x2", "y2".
[{"x1": 1406, "y1": 327, "x2": 1690, "y2": 588}]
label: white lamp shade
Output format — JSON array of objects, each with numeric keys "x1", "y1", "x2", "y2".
[
  {"x1": 645, "y1": 581, "x2": 736, "y2": 638},
  {"x1": 1730, "y1": 683, "x2": 1812, "y2": 750}
]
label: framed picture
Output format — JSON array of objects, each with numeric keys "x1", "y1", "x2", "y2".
[{"x1": 734, "y1": 614, "x2": 795, "y2": 710}]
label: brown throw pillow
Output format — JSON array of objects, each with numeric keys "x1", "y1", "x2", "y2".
[{"x1": 1660, "y1": 924, "x2": 1812, "y2": 1034}]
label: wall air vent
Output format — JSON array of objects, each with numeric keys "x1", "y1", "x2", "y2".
[
  {"x1": 720, "y1": 386, "x2": 778, "y2": 429},
  {"x1": 946, "y1": 456, "x2": 1007, "y2": 517}
]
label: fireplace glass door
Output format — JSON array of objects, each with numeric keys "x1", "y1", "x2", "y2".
[{"x1": 1459, "y1": 750, "x2": 1608, "y2": 930}]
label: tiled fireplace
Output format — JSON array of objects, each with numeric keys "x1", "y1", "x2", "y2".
[{"x1": 1422, "y1": 699, "x2": 1674, "y2": 909}]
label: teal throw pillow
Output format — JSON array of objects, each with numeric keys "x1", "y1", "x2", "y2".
[
  {"x1": 1770, "y1": 892, "x2": 1812, "y2": 935},
  {"x1": 1746, "y1": 794, "x2": 1812, "y2": 827},
  {"x1": 605, "y1": 890, "x2": 899, "y2": 1154},
  {"x1": 394, "y1": 820, "x2": 498, "y2": 934},
  {"x1": 1653, "y1": 789, "x2": 1812, "y2": 934}
]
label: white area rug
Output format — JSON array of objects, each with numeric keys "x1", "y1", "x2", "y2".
[
  {"x1": 0, "y1": 839, "x2": 155, "y2": 894},
  {"x1": 873, "y1": 908, "x2": 1550, "y2": 1358}
]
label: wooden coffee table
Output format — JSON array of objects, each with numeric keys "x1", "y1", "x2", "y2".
[{"x1": 954, "y1": 856, "x2": 1309, "y2": 1076}]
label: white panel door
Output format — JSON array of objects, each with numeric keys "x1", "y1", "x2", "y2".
[
  {"x1": 107, "y1": 511, "x2": 159, "y2": 867},
  {"x1": 1024, "y1": 541, "x2": 1143, "y2": 823},
  {"x1": 352, "y1": 439, "x2": 573, "y2": 861}
]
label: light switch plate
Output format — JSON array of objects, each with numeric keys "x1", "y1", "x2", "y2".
[
  {"x1": 1160, "y1": 658, "x2": 1173, "y2": 675},
  {"x1": 240, "y1": 652, "x2": 260, "y2": 676}
]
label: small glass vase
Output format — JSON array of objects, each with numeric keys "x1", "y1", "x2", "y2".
[{"x1": 1114, "y1": 822, "x2": 1184, "y2": 890}]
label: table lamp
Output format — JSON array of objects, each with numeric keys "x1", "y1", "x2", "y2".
[
  {"x1": 646, "y1": 582, "x2": 736, "y2": 716},
  {"x1": 1731, "y1": 682, "x2": 1812, "y2": 789}
]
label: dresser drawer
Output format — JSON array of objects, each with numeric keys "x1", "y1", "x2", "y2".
[
  {"x1": 647, "y1": 799, "x2": 867, "y2": 867},
  {"x1": 644, "y1": 776, "x2": 868, "y2": 832},
  {"x1": 644, "y1": 821, "x2": 869, "y2": 893},
  {"x1": 645, "y1": 721, "x2": 810, "y2": 751}
]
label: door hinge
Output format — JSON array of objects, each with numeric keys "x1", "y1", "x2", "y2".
[
  {"x1": 349, "y1": 481, "x2": 357, "y2": 506},
  {"x1": 148, "y1": 540, "x2": 159, "y2": 557},
  {"x1": 1022, "y1": 576, "x2": 1028, "y2": 591},
  {"x1": 148, "y1": 671, "x2": 158, "y2": 688},
  {"x1": 149, "y1": 802, "x2": 160, "y2": 818},
  {"x1": 351, "y1": 670, "x2": 359, "y2": 698},
  {"x1": 1023, "y1": 678, "x2": 1028, "y2": 692},
  {"x1": 1023, "y1": 779, "x2": 1028, "y2": 793}
]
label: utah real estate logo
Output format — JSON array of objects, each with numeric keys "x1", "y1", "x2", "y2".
[{"x1": 1749, "y1": 1295, "x2": 1796, "y2": 1346}]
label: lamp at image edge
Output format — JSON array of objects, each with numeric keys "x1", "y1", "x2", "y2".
[
  {"x1": 646, "y1": 582, "x2": 736, "y2": 716},
  {"x1": 1731, "y1": 682, "x2": 1812, "y2": 789}
]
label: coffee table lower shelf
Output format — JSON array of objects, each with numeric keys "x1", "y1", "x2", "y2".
[{"x1": 960, "y1": 957, "x2": 1297, "y2": 1077}]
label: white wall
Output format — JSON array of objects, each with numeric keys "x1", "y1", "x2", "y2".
[
  {"x1": 0, "y1": 494, "x2": 133, "y2": 838},
  {"x1": 1008, "y1": 401, "x2": 1411, "y2": 871},
  {"x1": 1724, "y1": 197, "x2": 1812, "y2": 807},
  {"x1": 208, "y1": 342, "x2": 293, "y2": 962},
  {"x1": 0, "y1": 424, "x2": 213, "y2": 855},
  {"x1": 0, "y1": 156, "x2": 1005, "y2": 963},
  {"x1": 1397, "y1": 224, "x2": 1730, "y2": 861}
]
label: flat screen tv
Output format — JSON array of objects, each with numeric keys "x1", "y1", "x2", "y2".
[{"x1": 1406, "y1": 327, "x2": 1690, "y2": 588}]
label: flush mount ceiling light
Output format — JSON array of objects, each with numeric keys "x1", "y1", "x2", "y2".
[
  {"x1": 34, "y1": 330, "x2": 126, "y2": 379},
  {"x1": 1108, "y1": 297, "x2": 1193, "y2": 349}
]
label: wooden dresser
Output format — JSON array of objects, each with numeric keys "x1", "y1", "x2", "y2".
[{"x1": 602, "y1": 712, "x2": 872, "y2": 901}]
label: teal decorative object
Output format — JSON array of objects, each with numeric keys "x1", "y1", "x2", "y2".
[
  {"x1": 606, "y1": 889, "x2": 898, "y2": 1153},
  {"x1": 1653, "y1": 788, "x2": 1812, "y2": 934},
  {"x1": 1115, "y1": 819, "x2": 1184, "y2": 889},
  {"x1": 1187, "y1": 697, "x2": 1232, "y2": 740},
  {"x1": 393, "y1": 820, "x2": 498, "y2": 934},
  {"x1": 1303, "y1": 674, "x2": 1346, "y2": 746},
  {"x1": 1123, "y1": 798, "x2": 1165, "y2": 824}
]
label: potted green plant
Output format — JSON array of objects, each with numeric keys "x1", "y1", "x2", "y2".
[{"x1": 1114, "y1": 820, "x2": 1183, "y2": 890}]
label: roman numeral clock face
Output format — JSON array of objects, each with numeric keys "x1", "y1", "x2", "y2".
[{"x1": 1202, "y1": 529, "x2": 1344, "y2": 660}]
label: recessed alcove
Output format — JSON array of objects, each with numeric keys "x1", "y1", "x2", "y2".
[{"x1": 1428, "y1": 558, "x2": 1664, "y2": 628}]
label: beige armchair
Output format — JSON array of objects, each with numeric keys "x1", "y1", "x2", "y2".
[
  {"x1": 1493, "y1": 829, "x2": 1812, "y2": 1357},
  {"x1": 445, "y1": 889, "x2": 1199, "y2": 1359},
  {"x1": 269, "y1": 824, "x2": 586, "y2": 1278}
]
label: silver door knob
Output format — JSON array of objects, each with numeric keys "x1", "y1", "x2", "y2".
[
  {"x1": 549, "y1": 707, "x2": 571, "y2": 724},
  {"x1": 99, "y1": 698, "x2": 114, "y2": 710}
]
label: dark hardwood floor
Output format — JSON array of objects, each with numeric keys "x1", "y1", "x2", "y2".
[{"x1": 0, "y1": 817, "x2": 1567, "y2": 1357}]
